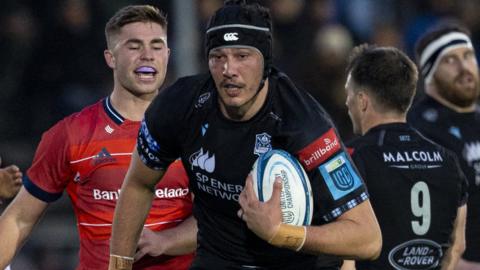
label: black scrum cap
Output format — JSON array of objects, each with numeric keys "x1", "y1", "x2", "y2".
[{"x1": 205, "y1": 0, "x2": 273, "y2": 79}]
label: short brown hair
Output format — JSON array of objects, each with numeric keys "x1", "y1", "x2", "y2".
[
  {"x1": 105, "y1": 5, "x2": 167, "y2": 49},
  {"x1": 346, "y1": 44, "x2": 418, "y2": 113}
]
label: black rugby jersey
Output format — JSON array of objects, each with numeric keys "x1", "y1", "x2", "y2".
[
  {"x1": 138, "y1": 68, "x2": 368, "y2": 268},
  {"x1": 408, "y1": 95, "x2": 480, "y2": 261},
  {"x1": 348, "y1": 123, "x2": 468, "y2": 270}
]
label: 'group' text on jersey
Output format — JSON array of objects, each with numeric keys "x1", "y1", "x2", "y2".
[
  {"x1": 138, "y1": 68, "x2": 368, "y2": 268},
  {"x1": 348, "y1": 123, "x2": 468, "y2": 270},
  {"x1": 25, "y1": 98, "x2": 193, "y2": 270}
]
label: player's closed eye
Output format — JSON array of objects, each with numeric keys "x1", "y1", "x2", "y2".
[{"x1": 152, "y1": 43, "x2": 165, "y2": 50}]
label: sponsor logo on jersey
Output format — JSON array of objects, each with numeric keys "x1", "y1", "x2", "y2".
[
  {"x1": 201, "y1": 123, "x2": 209, "y2": 136},
  {"x1": 104, "y1": 124, "x2": 115, "y2": 134},
  {"x1": 140, "y1": 121, "x2": 160, "y2": 152},
  {"x1": 189, "y1": 148, "x2": 215, "y2": 173},
  {"x1": 383, "y1": 151, "x2": 443, "y2": 169},
  {"x1": 195, "y1": 172, "x2": 243, "y2": 201},
  {"x1": 92, "y1": 147, "x2": 116, "y2": 165},
  {"x1": 138, "y1": 121, "x2": 162, "y2": 169},
  {"x1": 298, "y1": 128, "x2": 341, "y2": 171},
  {"x1": 422, "y1": 109, "x2": 438, "y2": 122},
  {"x1": 463, "y1": 141, "x2": 480, "y2": 164},
  {"x1": 195, "y1": 92, "x2": 211, "y2": 108},
  {"x1": 388, "y1": 239, "x2": 442, "y2": 270},
  {"x1": 449, "y1": 126, "x2": 462, "y2": 139},
  {"x1": 463, "y1": 141, "x2": 480, "y2": 186},
  {"x1": 399, "y1": 135, "x2": 411, "y2": 142},
  {"x1": 254, "y1": 132, "x2": 272, "y2": 156},
  {"x1": 74, "y1": 172, "x2": 81, "y2": 182},
  {"x1": 319, "y1": 152, "x2": 362, "y2": 200},
  {"x1": 92, "y1": 188, "x2": 189, "y2": 200},
  {"x1": 268, "y1": 112, "x2": 281, "y2": 121},
  {"x1": 223, "y1": 32, "x2": 239, "y2": 41}
]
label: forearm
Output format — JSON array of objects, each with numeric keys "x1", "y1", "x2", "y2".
[
  {"x1": 441, "y1": 205, "x2": 466, "y2": 270},
  {"x1": 0, "y1": 214, "x2": 23, "y2": 268},
  {"x1": 0, "y1": 190, "x2": 46, "y2": 268},
  {"x1": 302, "y1": 201, "x2": 382, "y2": 259},
  {"x1": 340, "y1": 260, "x2": 356, "y2": 270},
  {"x1": 110, "y1": 181, "x2": 155, "y2": 258},
  {"x1": 441, "y1": 246, "x2": 463, "y2": 270},
  {"x1": 162, "y1": 216, "x2": 197, "y2": 256}
]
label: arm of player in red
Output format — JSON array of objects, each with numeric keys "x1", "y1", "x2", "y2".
[{"x1": 134, "y1": 215, "x2": 197, "y2": 261}]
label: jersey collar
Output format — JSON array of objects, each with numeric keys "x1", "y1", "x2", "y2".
[{"x1": 103, "y1": 96, "x2": 125, "y2": 125}]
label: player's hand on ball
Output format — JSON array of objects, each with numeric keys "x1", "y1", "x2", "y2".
[{"x1": 238, "y1": 174, "x2": 283, "y2": 241}]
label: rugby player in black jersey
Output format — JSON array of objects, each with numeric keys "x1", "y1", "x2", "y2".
[
  {"x1": 108, "y1": 1, "x2": 382, "y2": 269},
  {"x1": 341, "y1": 45, "x2": 467, "y2": 270},
  {"x1": 408, "y1": 23, "x2": 480, "y2": 270}
]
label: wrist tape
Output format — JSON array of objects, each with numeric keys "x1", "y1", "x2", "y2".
[
  {"x1": 109, "y1": 254, "x2": 133, "y2": 270},
  {"x1": 268, "y1": 224, "x2": 306, "y2": 251}
]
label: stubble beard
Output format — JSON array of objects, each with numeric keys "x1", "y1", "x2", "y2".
[{"x1": 435, "y1": 71, "x2": 480, "y2": 108}]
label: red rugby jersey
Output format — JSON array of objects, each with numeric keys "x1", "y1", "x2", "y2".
[{"x1": 25, "y1": 97, "x2": 193, "y2": 270}]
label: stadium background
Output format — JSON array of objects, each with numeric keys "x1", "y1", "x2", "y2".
[{"x1": 0, "y1": 0, "x2": 479, "y2": 269}]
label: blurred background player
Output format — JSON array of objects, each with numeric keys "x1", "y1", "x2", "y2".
[
  {"x1": 408, "y1": 23, "x2": 480, "y2": 270},
  {"x1": 108, "y1": 1, "x2": 381, "y2": 269},
  {"x1": 0, "y1": 5, "x2": 196, "y2": 270},
  {"x1": 342, "y1": 44, "x2": 467, "y2": 270}
]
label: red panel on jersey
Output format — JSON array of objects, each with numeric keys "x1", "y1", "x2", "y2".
[
  {"x1": 27, "y1": 99, "x2": 193, "y2": 270},
  {"x1": 297, "y1": 128, "x2": 341, "y2": 171}
]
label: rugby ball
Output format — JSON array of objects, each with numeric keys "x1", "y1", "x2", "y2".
[{"x1": 251, "y1": 149, "x2": 313, "y2": 226}]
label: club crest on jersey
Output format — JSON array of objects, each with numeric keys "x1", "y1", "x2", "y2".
[
  {"x1": 254, "y1": 132, "x2": 272, "y2": 156},
  {"x1": 319, "y1": 152, "x2": 362, "y2": 200},
  {"x1": 189, "y1": 147, "x2": 215, "y2": 173}
]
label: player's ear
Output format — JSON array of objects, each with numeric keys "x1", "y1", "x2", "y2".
[
  {"x1": 358, "y1": 90, "x2": 369, "y2": 112},
  {"x1": 104, "y1": 49, "x2": 115, "y2": 69}
]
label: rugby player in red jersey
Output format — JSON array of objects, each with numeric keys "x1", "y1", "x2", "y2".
[{"x1": 0, "y1": 5, "x2": 196, "y2": 270}]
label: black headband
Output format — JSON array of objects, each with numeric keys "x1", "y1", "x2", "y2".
[{"x1": 206, "y1": 24, "x2": 272, "y2": 65}]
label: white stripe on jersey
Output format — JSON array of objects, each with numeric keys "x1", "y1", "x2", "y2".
[
  {"x1": 78, "y1": 219, "x2": 184, "y2": 227},
  {"x1": 69, "y1": 153, "x2": 132, "y2": 164}
]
